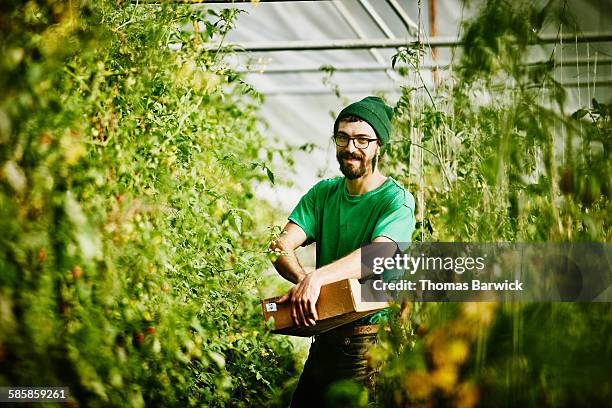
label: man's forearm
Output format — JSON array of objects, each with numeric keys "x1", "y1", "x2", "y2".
[
  {"x1": 273, "y1": 251, "x2": 307, "y2": 284},
  {"x1": 312, "y1": 249, "x2": 363, "y2": 286},
  {"x1": 312, "y1": 240, "x2": 397, "y2": 286}
]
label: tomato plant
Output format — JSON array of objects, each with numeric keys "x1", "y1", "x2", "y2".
[{"x1": 0, "y1": 1, "x2": 297, "y2": 407}]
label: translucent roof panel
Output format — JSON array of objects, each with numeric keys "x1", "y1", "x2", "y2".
[{"x1": 198, "y1": 0, "x2": 612, "y2": 211}]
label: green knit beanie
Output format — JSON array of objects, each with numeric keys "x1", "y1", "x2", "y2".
[{"x1": 333, "y1": 96, "x2": 394, "y2": 145}]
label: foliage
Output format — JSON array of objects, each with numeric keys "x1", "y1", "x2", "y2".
[
  {"x1": 372, "y1": 0, "x2": 611, "y2": 406},
  {"x1": 0, "y1": 1, "x2": 297, "y2": 407},
  {"x1": 385, "y1": 1, "x2": 609, "y2": 243}
]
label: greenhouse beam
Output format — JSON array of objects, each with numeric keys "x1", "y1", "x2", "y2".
[
  {"x1": 386, "y1": 0, "x2": 419, "y2": 35},
  {"x1": 204, "y1": 32, "x2": 612, "y2": 52},
  {"x1": 360, "y1": 0, "x2": 396, "y2": 39},
  {"x1": 333, "y1": 0, "x2": 401, "y2": 83},
  {"x1": 236, "y1": 57, "x2": 612, "y2": 74},
  {"x1": 354, "y1": 0, "x2": 404, "y2": 82},
  {"x1": 257, "y1": 80, "x2": 612, "y2": 95}
]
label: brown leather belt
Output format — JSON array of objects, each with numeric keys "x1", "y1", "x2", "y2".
[{"x1": 320, "y1": 324, "x2": 380, "y2": 338}]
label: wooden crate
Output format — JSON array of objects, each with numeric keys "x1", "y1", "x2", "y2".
[{"x1": 261, "y1": 278, "x2": 389, "y2": 337}]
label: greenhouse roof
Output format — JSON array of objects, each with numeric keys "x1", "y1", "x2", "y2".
[{"x1": 187, "y1": 0, "x2": 612, "y2": 211}]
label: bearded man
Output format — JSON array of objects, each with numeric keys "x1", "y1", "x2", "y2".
[{"x1": 269, "y1": 96, "x2": 416, "y2": 407}]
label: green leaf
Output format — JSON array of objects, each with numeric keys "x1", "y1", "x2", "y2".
[
  {"x1": 265, "y1": 166, "x2": 274, "y2": 185},
  {"x1": 319, "y1": 65, "x2": 336, "y2": 75},
  {"x1": 571, "y1": 108, "x2": 588, "y2": 120},
  {"x1": 592, "y1": 98, "x2": 601, "y2": 111}
]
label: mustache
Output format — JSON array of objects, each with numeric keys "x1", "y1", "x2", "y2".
[{"x1": 338, "y1": 151, "x2": 365, "y2": 161}]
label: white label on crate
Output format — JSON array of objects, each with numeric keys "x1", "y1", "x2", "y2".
[{"x1": 265, "y1": 302, "x2": 277, "y2": 312}]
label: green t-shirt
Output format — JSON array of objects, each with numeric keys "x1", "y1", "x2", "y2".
[{"x1": 288, "y1": 176, "x2": 416, "y2": 326}]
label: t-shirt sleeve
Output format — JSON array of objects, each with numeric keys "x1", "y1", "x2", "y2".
[
  {"x1": 288, "y1": 184, "x2": 317, "y2": 244},
  {"x1": 371, "y1": 191, "x2": 416, "y2": 247}
]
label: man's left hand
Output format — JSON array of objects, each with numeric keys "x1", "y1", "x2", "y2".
[{"x1": 277, "y1": 272, "x2": 322, "y2": 327}]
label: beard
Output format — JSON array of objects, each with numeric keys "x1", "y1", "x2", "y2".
[{"x1": 336, "y1": 150, "x2": 372, "y2": 180}]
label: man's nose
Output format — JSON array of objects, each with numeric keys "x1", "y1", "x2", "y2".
[{"x1": 346, "y1": 139, "x2": 358, "y2": 154}]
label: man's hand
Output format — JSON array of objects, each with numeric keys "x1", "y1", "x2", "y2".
[
  {"x1": 272, "y1": 233, "x2": 396, "y2": 327},
  {"x1": 277, "y1": 272, "x2": 322, "y2": 327},
  {"x1": 269, "y1": 222, "x2": 309, "y2": 284}
]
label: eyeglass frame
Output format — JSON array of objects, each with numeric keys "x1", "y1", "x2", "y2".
[{"x1": 333, "y1": 133, "x2": 379, "y2": 150}]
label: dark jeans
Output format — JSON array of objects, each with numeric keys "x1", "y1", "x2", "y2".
[{"x1": 290, "y1": 330, "x2": 379, "y2": 408}]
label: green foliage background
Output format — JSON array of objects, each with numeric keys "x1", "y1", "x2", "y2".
[
  {"x1": 369, "y1": 1, "x2": 611, "y2": 407},
  {"x1": 0, "y1": 1, "x2": 297, "y2": 407}
]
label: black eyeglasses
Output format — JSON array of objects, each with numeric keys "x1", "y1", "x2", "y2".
[{"x1": 334, "y1": 134, "x2": 378, "y2": 149}]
